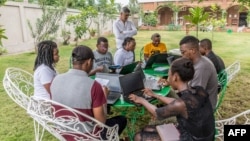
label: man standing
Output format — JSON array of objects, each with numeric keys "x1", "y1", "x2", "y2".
[
  {"x1": 179, "y1": 36, "x2": 218, "y2": 110},
  {"x1": 50, "y1": 45, "x2": 127, "y2": 140},
  {"x1": 113, "y1": 7, "x2": 137, "y2": 49},
  {"x1": 199, "y1": 38, "x2": 225, "y2": 74}
]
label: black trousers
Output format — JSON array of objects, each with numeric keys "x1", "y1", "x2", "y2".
[
  {"x1": 101, "y1": 115, "x2": 127, "y2": 139},
  {"x1": 106, "y1": 115, "x2": 127, "y2": 135}
]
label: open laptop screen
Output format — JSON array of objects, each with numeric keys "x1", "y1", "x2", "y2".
[
  {"x1": 119, "y1": 61, "x2": 139, "y2": 75},
  {"x1": 95, "y1": 73, "x2": 122, "y2": 92},
  {"x1": 145, "y1": 53, "x2": 169, "y2": 68},
  {"x1": 119, "y1": 71, "x2": 144, "y2": 95}
]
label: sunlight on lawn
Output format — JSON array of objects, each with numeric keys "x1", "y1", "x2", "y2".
[{"x1": 1, "y1": 30, "x2": 250, "y2": 140}]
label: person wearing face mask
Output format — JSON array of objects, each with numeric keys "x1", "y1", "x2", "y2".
[
  {"x1": 89, "y1": 37, "x2": 114, "y2": 76},
  {"x1": 143, "y1": 33, "x2": 167, "y2": 62},
  {"x1": 114, "y1": 37, "x2": 136, "y2": 68}
]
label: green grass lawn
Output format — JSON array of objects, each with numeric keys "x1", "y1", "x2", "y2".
[{"x1": 1, "y1": 30, "x2": 250, "y2": 140}]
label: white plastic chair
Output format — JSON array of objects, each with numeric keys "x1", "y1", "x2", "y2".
[
  {"x1": 215, "y1": 109, "x2": 250, "y2": 141},
  {"x1": 27, "y1": 96, "x2": 119, "y2": 141}
]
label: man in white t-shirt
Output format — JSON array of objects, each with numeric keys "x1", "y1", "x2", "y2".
[{"x1": 113, "y1": 7, "x2": 137, "y2": 49}]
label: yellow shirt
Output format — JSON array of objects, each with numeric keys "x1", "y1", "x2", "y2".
[{"x1": 143, "y1": 42, "x2": 167, "y2": 57}]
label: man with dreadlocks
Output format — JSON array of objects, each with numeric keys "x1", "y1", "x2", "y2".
[{"x1": 33, "y1": 40, "x2": 59, "y2": 99}]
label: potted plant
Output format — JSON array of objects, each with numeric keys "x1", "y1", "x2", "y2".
[{"x1": 88, "y1": 28, "x2": 96, "y2": 37}]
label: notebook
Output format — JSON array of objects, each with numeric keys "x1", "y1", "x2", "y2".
[
  {"x1": 95, "y1": 73, "x2": 122, "y2": 104},
  {"x1": 144, "y1": 53, "x2": 169, "y2": 69},
  {"x1": 156, "y1": 123, "x2": 180, "y2": 141},
  {"x1": 119, "y1": 71, "x2": 156, "y2": 104},
  {"x1": 119, "y1": 61, "x2": 139, "y2": 75}
]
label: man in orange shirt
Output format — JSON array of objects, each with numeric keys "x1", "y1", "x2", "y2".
[{"x1": 143, "y1": 33, "x2": 167, "y2": 61}]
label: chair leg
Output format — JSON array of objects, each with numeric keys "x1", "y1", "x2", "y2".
[{"x1": 33, "y1": 120, "x2": 45, "y2": 141}]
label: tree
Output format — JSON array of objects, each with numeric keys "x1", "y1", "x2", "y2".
[
  {"x1": 94, "y1": 0, "x2": 117, "y2": 36},
  {"x1": 195, "y1": 0, "x2": 250, "y2": 7},
  {"x1": 0, "y1": 0, "x2": 8, "y2": 55},
  {"x1": 128, "y1": 0, "x2": 141, "y2": 26},
  {"x1": 0, "y1": 0, "x2": 7, "y2": 6},
  {"x1": 184, "y1": 7, "x2": 209, "y2": 37},
  {"x1": 115, "y1": 2, "x2": 122, "y2": 12},
  {"x1": 66, "y1": 6, "x2": 98, "y2": 45},
  {"x1": 142, "y1": 12, "x2": 158, "y2": 27},
  {"x1": 0, "y1": 26, "x2": 7, "y2": 47},
  {"x1": 27, "y1": 5, "x2": 66, "y2": 49},
  {"x1": 203, "y1": 4, "x2": 226, "y2": 41}
]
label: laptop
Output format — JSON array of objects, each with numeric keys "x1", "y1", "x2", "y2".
[
  {"x1": 119, "y1": 61, "x2": 139, "y2": 75},
  {"x1": 119, "y1": 71, "x2": 156, "y2": 104},
  {"x1": 136, "y1": 68, "x2": 162, "y2": 91},
  {"x1": 95, "y1": 73, "x2": 122, "y2": 104},
  {"x1": 144, "y1": 53, "x2": 169, "y2": 69},
  {"x1": 166, "y1": 54, "x2": 181, "y2": 65}
]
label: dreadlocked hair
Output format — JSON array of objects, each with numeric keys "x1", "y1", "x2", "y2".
[{"x1": 33, "y1": 40, "x2": 57, "y2": 71}]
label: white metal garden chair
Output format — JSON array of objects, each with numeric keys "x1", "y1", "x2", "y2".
[
  {"x1": 2, "y1": 67, "x2": 48, "y2": 141},
  {"x1": 225, "y1": 61, "x2": 240, "y2": 83},
  {"x1": 27, "y1": 96, "x2": 120, "y2": 141},
  {"x1": 2, "y1": 67, "x2": 33, "y2": 110},
  {"x1": 215, "y1": 109, "x2": 250, "y2": 141}
]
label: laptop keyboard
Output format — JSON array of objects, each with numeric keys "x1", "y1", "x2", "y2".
[{"x1": 107, "y1": 92, "x2": 121, "y2": 104}]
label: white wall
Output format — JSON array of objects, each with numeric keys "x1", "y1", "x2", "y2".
[{"x1": 0, "y1": 1, "x2": 118, "y2": 54}]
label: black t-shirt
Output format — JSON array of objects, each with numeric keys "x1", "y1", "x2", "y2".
[{"x1": 156, "y1": 86, "x2": 215, "y2": 141}]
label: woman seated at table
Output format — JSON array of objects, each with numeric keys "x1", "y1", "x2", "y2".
[
  {"x1": 129, "y1": 57, "x2": 215, "y2": 141},
  {"x1": 114, "y1": 37, "x2": 136, "y2": 67}
]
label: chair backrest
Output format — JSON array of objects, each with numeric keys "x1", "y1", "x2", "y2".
[
  {"x1": 214, "y1": 70, "x2": 228, "y2": 112},
  {"x1": 225, "y1": 61, "x2": 240, "y2": 83},
  {"x1": 27, "y1": 97, "x2": 119, "y2": 141},
  {"x1": 215, "y1": 109, "x2": 250, "y2": 141},
  {"x1": 140, "y1": 46, "x2": 144, "y2": 62},
  {"x1": 3, "y1": 67, "x2": 34, "y2": 110}
]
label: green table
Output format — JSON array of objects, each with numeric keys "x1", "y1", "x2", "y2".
[{"x1": 111, "y1": 67, "x2": 170, "y2": 140}]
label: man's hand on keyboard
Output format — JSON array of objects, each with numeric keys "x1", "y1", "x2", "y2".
[
  {"x1": 129, "y1": 94, "x2": 144, "y2": 104},
  {"x1": 143, "y1": 88, "x2": 154, "y2": 97}
]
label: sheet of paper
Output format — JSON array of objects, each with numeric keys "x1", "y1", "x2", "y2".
[{"x1": 95, "y1": 78, "x2": 109, "y2": 86}]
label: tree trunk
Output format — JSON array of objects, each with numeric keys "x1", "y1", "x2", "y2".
[{"x1": 196, "y1": 25, "x2": 199, "y2": 37}]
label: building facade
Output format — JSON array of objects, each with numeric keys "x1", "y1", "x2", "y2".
[{"x1": 139, "y1": 0, "x2": 249, "y2": 27}]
